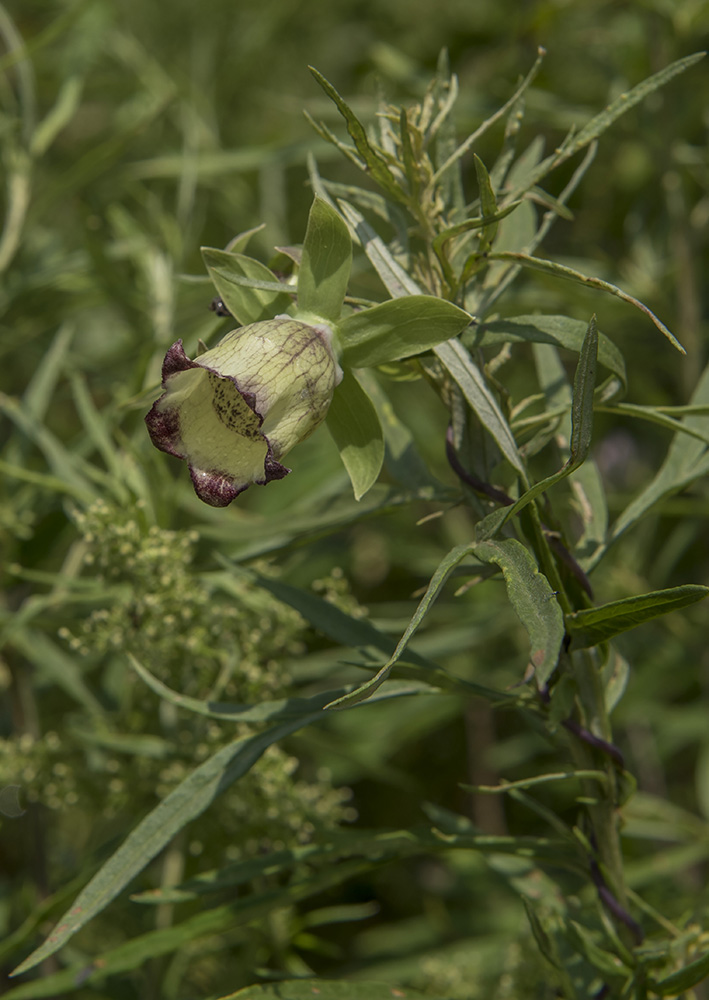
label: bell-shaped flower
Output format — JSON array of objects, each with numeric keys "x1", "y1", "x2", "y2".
[{"x1": 145, "y1": 316, "x2": 342, "y2": 507}]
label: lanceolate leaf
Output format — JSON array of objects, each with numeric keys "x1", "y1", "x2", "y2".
[
  {"x1": 10, "y1": 712, "x2": 337, "y2": 978},
  {"x1": 434, "y1": 338, "x2": 525, "y2": 477},
  {"x1": 226, "y1": 982, "x2": 442, "y2": 999},
  {"x1": 308, "y1": 67, "x2": 403, "y2": 202},
  {"x1": 469, "y1": 314, "x2": 626, "y2": 395},
  {"x1": 338, "y1": 295, "x2": 471, "y2": 368},
  {"x1": 590, "y1": 359, "x2": 709, "y2": 568},
  {"x1": 326, "y1": 369, "x2": 384, "y2": 500},
  {"x1": 482, "y1": 251, "x2": 684, "y2": 353},
  {"x1": 556, "y1": 51, "x2": 705, "y2": 161},
  {"x1": 201, "y1": 248, "x2": 292, "y2": 325},
  {"x1": 569, "y1": 314, "x2": 597, "y2": 465},
  {"x1": 472, "y1": 153, "x2": 499, "y2": 253},
  {"x1": 653, "y1": 949, "x2": 709, "y2": 996},
  {"x1": 566, "y1": 585, "x2": 709, "y2": 650},
  {"x1": 297, "y1": 196, "x2": 352, "y2": 322},
  {"x1": 325, "y1": 543, "x2": 477, "y2": 710},
  {"x1": 473, "y1": 538, "x2": 564, "y2": 686},
  {"x1": 10, "y1": 682, "x2": 427, "y2": 981},
  {"x1": 475, "y1": 316, "x2": 598, "y2": 541},
  {"x1": 337, "y1": 200, "x2": 421, "y2": 298}
]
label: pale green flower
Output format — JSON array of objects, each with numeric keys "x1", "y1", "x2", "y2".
[{"x1": 146, "y1": 316, "x2": 342, "y2": 506}]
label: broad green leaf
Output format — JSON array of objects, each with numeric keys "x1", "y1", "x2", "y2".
[
  {"x1": 475, "y1": 316, "x2": 598, "y2": 541},
  {"x1": 566, "y1": 585, "x2": 709, "y2": 650},
  {"x1": 473, "y1": 538, "x2": 564, "y2": 686},
  {"x1": 653, "y1": 950, "x2": 709, "y2": 996},
  {"x1": 10, "y1": 713, "x2": 329, "y2": 977},
  {"x1": 484, "y1": 251, "x2": 684, "y2": 353},
  {"x1": 470, "y1": 314, "x2": 626, "y2": 396},
  {"x1": 326, "y1": 369, "x2": 384, "y2": 500},
  {"x1": 325, "y1": 543, "x2": 476, "y2": 710},
  {"x1": 308, "y1": 67, "x2": 403, "y2": 201},
  {"x1": 434, "y1": 338, "x2": 526, "y2": 477},
  {"x1": 338, "y1": 295, "x2": 471, "y2": 369},
  {"x1": 297, "y1": 196, "x2": 352, "y2": 322},
  {"x1": 357, "y1": 370, "x2": 437, "y2": 490},
  {"x1": 201, "y1": 248, "x2": 292, "y2": 325},
  {"x1": 225, "y1": 982, "x2": 439, "y2": 999}
]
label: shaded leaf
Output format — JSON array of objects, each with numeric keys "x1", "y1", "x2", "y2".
[
  {"x1": 566, "y1": 585, "x2": 709, "y2": 650},
  {"x1": 325, "y1": 543, "x2": 476, "y2": 710},
  {"x1": 475, "y1": 316, "x2": 598, "y2": 541},
  {"x1": 434, "y1": 338, "x2": 525, "y2": 476},
  {"x1": 308, "y1": 67, "x2": 403, "y2": 201},
  {"x1": 224, "y1": 981, "x2": 440, "y2": 999},
  {"x1": 653, "y1": 949, "x2": 709, "y2": 995},
  {"x1": 471, "y1": 314, "x2": 626, "y2": 396},
  {"x1": 473, "y1": 538, "x2": 564, "y2": 686},
  {"x1": 338, "y1": 295, "x2": 471, "y2": 368},
  {"x1": 298, "y1": 196, "x2": 352, "y2": 322},
  {"x1": 326, "y1": 369, "x2": 384, "y2": 500},
  {"x1": 201, "y1": 248, "x2": 293, "y2": 325},
  {"x1": 591, "y1": 360, "x2": 709, "y2": 568},
  {"x1": 10, "y1": 713, "x2": 331, "y2": 977},
  {"x1": 484, "y1": 251, "x2": 684, "y2": 353}
]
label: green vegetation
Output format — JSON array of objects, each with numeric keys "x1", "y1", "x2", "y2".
[{"x1": 2, "y1": 2, "x2": 709, "y2": 997}]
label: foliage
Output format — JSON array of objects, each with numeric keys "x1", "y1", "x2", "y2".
[{"x1": 2, "y1": 2, "x2": 709, "y2": 999}]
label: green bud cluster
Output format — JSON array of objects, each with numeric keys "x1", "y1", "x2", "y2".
[{"x1": 41, "y1": 501, "x2": 355, "y2": 853}]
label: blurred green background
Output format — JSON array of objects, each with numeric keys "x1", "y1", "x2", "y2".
[{"x1": 2, "y1": 0, "x2": 709, "y2": 997}]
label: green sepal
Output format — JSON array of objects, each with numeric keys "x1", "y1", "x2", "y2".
[
  {"x1": 326, "y1": 370, "x2": 384, "y2": 500},
  {"x1": 338, "y1": 295, "x2": 471, "y2": 368},
  {"x1": 201, "y1": 248, "x2": 293, "y2": 325},
  {"x1": 298, "y1": 196, "x2": 352, "y2": 322}
]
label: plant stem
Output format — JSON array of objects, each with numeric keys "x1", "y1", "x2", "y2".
[{"x1": 570, "y1": 647, "x2": 627, "y2": 913}]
